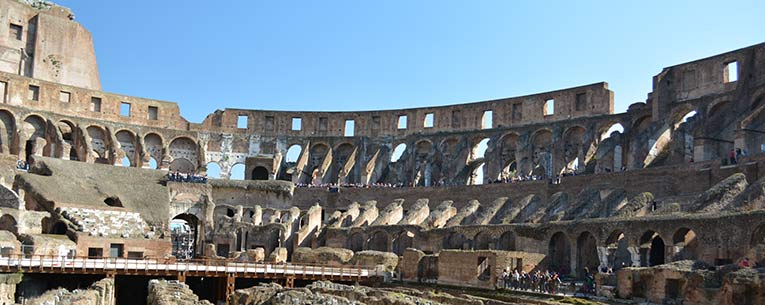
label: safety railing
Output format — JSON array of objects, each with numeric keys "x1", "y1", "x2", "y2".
[{"x1": 0, "y1": 254, "x2": 381, "y2": 278}]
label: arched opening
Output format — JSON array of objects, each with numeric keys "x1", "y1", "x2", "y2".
[
  {"x1": 469, "y1": 137, "x2": 490, "y2": 185},
  {"x1": 391, "y1": 143, "x2": 406, "y2": 162},
  {"x1": 548, "y1": 232, "x2": 571, "y2": 275},
  {"x1": 226, "y1": 208, "x2": 235, "y2": 218},
  {"x1": 562, "y1": 126, "x2": 586, "y2": 175},
  {"x1": 332, "y1": 143, "x2": 356, "y2": 184},
  {"x1": 252, "y1": 166, "x2": 269, "y2": 180},
  {"x1": 169, "y1": 158, "x2": 195, "y2": 174},
  {"x1": 368, "y1": 231, "x2": 390, "y2": 252},
  {"x1": 606, "y1": 230, "x2": 631, "y2": 270},
  {"x1": 307, "y1": 143, "x2": 330, "y2": 184},
  {"x1": 169, "y1": 137, "x2": 198, "y2": 173},
  {"x1": 471, "y1": 137, "x2": 490, "y2": 161},
  {"x1": 348, "y1": 232, "x2": 365, "y2": 252},
  {"x1": 675, "y1": 110, "x2": 698, "y2": 128},
  {"x1": 531, "y1": 129, "x2": 553, "y2": 178},
  {"x1": 144, "y1": 133, "x2": 163, "y2": 168},
  {"x1": 473, "y1": 231, "x2": 494, "y2": 250},
  {"x1": 497, "y1": 231, "x2": 516, "y2": 251},
  {"x1": 23, "y1": 115, "x2": 47, "y2": 160},
  {"x1": 286, "y1": 144, "x2": 302, "y2": 163},
  {"x1": 392, "y1": 231, "x2": 414, "y2": 256},
  {"x1": 171, "y1": 214, "x2": 199, "y2": 259},
  {"x1": 206, "y1": 162, "x2": 221, "y2": 178},
  {"x1": 56, "y1": 120, "x2": 77, "y2": 160},
  {"x1": 639, "y1": 230, "x2": 665, "y2": 267},
  {"x1": 443, "y1": 232, "x2": 466, "y2": 250},
  {"x1": 121, "y1": 156, "x2": 130, "y2": 167},
  {"x1": 600, "y1": 123, "x2": 624, "y2": 141},
  {"x1": 0, "y1": 215, "x2": 17, "y2": 233},
  {"x1": 87, "y1": 126, "x2": 109, "y2": 164},
  {"x1": 499, "y1": 133, "x2": 519, "y2": 180},
  {"x1": 115, "y1": 130, "x2": 137, "y2": 167},
  {"x1": 576, "y1": 231, "x2": 599, "y2": 278},
  {"x1": 672, "y1": 228, "x2": 698, "y2": 261},
  {"x1": 0, "y1": 110, "x2": 16, "y2": 155},
  {"x1": 230, "y1": 163, "x2": 245, "y2": 180}
]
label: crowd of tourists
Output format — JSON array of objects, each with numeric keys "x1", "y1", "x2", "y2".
[
  {"x1": 500, "y1": 268, "x2": 597, "y2": 296},
  {"x1": 500, "y1": 269, "x2": 564, "y2": 294},
  {"x1": 168, "y1": 171, "x2": 208, "y2": 183}
]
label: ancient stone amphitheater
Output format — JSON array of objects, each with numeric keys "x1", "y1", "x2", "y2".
[{"x1": 0, "y1": 1, "x2": 763, "y2": 305}]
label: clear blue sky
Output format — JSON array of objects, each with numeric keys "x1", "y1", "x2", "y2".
[{"x1": 58, "y1": 0, "x2": 764, "y2": 124}]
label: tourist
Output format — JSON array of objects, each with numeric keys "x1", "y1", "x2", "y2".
[
  {"x1": 729, "y1": 148, "x2": 737, "y2": 164},
  {"x1": 738, "y1": 257, "x2": 751, "y2": 268}
]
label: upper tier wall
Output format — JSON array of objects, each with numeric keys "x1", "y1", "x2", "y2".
[{"x1": 193, "y1": 82, "x2": 614, "y2": 137}]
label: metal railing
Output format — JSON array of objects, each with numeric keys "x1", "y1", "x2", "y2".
[{"x1": 0, "y1": 254, "x2": 381, "y2": 279}]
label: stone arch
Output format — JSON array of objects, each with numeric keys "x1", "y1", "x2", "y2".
[
  {"x1": 22, "y1": 114, "x2": 48, "y2": 159},
  {"x1": 171, "y1": 213, "x2": 200, "y2": 259},
  {"x1": 86, "y1": 125, "x2": 109, "y2": 164},
  {"x1": 55, "y1": 120, "x2": 77, "y2": 157},
  {"x1": 285, "y1": 144, "x2": 302, "y2": 163},
  {"x1": 473, "y1": 231, "x2": 494, "y2": 250},
  {"x1": 0, "y1": 109, "x2": 16, "y2": 154},
  {"x1": 252, "y1": 166, "x2": 269, "y2": 180},
  {"x1": 230, "y1": 163, "x2": 246, "y2": 180},
  {"x1": 549, "y1": 231, "x2": 572, "y2": 275},
  {"x1": 391, "y1": 143, "x2": 407, "y2": 162},
  {"x1": 169, "y1": 137, "x2": 198, "y2": 173},
  {"x1": 606, "y1": 230, "x2": 632, "y2": 270},
  {"x1": 307, "y1": 143, "x2": 331, "y2": 184},
  {"x1": 434, "y1": 137, "x2": 461, "y2": 184},
  {"x1": 497, "y1": 231, "x2": 516, "y2": 251},
  {"x1": 206, "y1": 162, "x2": 222, "y2": 178},
  {"x1": 331, "y1": 142, "x2": 355, "y2": 184},
  {"x1": 368, "y1": 231, "x2": 390, "y2": 252},
  {"x1": 499, "y1": 133, "x2": 520, "y2": 180},
  {"x1": 443, "y1": 232, "x2": 467, "y2": 250},
  {"x1": 531, "y1": 129, "x2": 553, "y2": 178},
  {"x1": 392, "y1": 230, "x2": 414, "y2": 256},
  {"x1": 0, "y1": 214, "x2": 17, "y2": 233},
  {"x1": 639, "y1": 230, "x2": 666, "y2": 267},
  {"x1": 562, "y1": 126, "x2": 586, "y2": 174},
  {"x1": 169, "y1": 159, "x2": 195, "y2": 174},
  {"x1": 143, "y1": 133, "x2": 164, "y2": 169},
  {"x1": 599, "y1": 122, "x2": 625, "y2": 141},
  {"x1": 115, "y1": 130, "x2": 137, "y2": 167},
  {"x1": 672, "y1": 227, "x2": 699, "y2": 261},
  {"x1": 348, "y1": 232, "x2": 365, "y2": 252},
  {"x1": 412, "y1": 140, "x2": 433, "y2": 186},
  {"x1": 576, "y1": 231, "x2": 599, "y2": 278}
]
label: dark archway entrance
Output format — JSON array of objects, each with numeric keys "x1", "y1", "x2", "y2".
[
  {"x1": 252, "y1": 166, "x2": 269, "y2": 180},
  {"x1": 549, "y1": 232, "x2": 571, "y2": 275},
  {"x1": 577, "y1": 231, "x2": 599, "y2": 278},
  {"x1": 640, "y1": 231, "x2": 666, "y2": 267}
]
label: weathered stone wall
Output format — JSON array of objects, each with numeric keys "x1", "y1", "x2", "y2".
[
  {"x1": 24, "y1": 278, "x2": 114, "y2": 305},
  {"x1": 0, "y1": 0, "x2": 100, "y2": 90}
]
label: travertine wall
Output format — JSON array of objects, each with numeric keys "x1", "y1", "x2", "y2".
[{"x1": 0, "y1": 0, "x2": 100, "y2": 90}]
